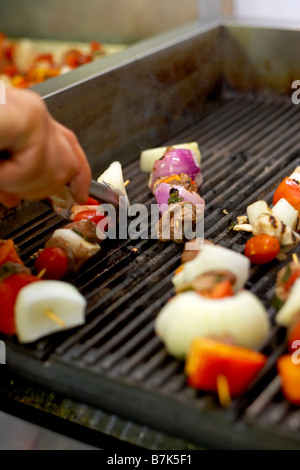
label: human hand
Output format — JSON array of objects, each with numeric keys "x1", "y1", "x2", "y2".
[{"x1": 0, "y1": 88, "x2": 91, "y2": 208}]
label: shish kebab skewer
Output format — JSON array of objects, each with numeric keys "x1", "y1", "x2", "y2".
[
  {"x1": 230, "y1": 167, "x2": 300, "y2": 265},
  {"x1": 140, "y1": 142, "x2": 205, "y2": 244},
  {"x1": 0, "y1": 162, "x2": 127, "y2": 344},
  {"x1": 267, "y1": 254, "x2": 300, "y2": 406},
  {"x1": 34, "y1": 161, "x2": 127, "y2": 280},
  {"x1": 155, "y1": 241, "x2": 270, "y2": 401}
]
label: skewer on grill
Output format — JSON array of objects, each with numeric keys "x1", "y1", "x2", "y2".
[
  {"x1": 217, "y1": 375, "x2": 231, "y2": 408},
  {"x1": 45, "y1": 310, "x2": 66, "y2": 328}
]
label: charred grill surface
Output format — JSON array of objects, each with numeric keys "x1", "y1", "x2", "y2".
[{"x1": 1, "y1": 92, "x2": 300, "y2": 449}]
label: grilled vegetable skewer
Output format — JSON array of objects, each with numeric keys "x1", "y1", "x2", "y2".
[
  {"x1": 35, "y1": 162, "x2": 126, "y2": 279},
  {"x1": 155, "y1": 242, "x2": 270, "y2": 400},
  {"x1": 0, "y1": 239, "x2": 87, "y2": 343},
  {"x1": 140, "y1": 143, "x2": 205, "y2": 244}
]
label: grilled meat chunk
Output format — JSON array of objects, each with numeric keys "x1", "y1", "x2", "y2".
[
  {"x1": 175, "y1": 269, "x2": 236, "y2": 295},
  {"x1": 156, "y1": 201, "x2": 203, "y2": 244},
  {"x1": 64, "y1": 219, "x2": 99, "y2": 244}
]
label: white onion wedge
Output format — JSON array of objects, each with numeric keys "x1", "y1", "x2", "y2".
[
  {"x1": 247, "y1": 200, "x2": 272, "y2": 227},
  {"x1": 289, "y1": 167, "x2": 300, "y2": 183},
  {"x1": 272, "y1": 198, "x2": 298, "y2": 230},
  {"x1": 155, "y1": 291, "x2": 270, "y2": 359},
  {"x1": 172, "y1": 243, "x2": 250, "y2": 293},
  {"x1": 52, "y1": 229, "x2": 100, "y2": 256},
  {"x1": 276, "y1": 278, "x2": 300, "y2": 327},
  {"x1": 15, "y1": 281, "x2": 87, "y2": 343},
  {"x1": 140, "y1": 142, "x2": 201, "y2": 173},
  {"x1": 97, "y1": 161, "x2": 130, "y2": 207}
]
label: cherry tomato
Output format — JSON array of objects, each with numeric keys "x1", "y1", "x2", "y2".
[
  {"x1": 85, "y1": 197, "x2": 101, "y2": 206},
  {"x1": 0, "y1": 273, "x2": 39, "y2": 335},
  {"x1": 208, "y1": 280, "x2": 234, "y2": 299},
  {"x1": 35, "y1": 247, "x2": 68, "y2": 280},
  {"x1": 244, "y1": 234, "x2": 280, "y2": 265},
  {"x1": 273, "y1": 177, "x2": 300, "y2": 212},
  {"x1": 73, "y1": 209, "x2": 105, "y2": 225}
]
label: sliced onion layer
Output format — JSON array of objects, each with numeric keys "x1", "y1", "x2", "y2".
[
  {"x1": 140, "y1": 142, "x2": 201, "y2": 173},
  {"x1": 276, "y1": 278, "x2": 300, "y2": 327},
  {"x1": 148, "y1": 148, "x2": 202, "y2": 191},
  {"x1": 172, "y1": 243, "x2": 250, "y2": 293},
  {"x1": 154, "y1": 183, "x2": 204, "y2": 215}
]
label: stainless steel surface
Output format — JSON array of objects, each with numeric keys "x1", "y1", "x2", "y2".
[
  {"x1": 89, "y1": 180, "x2": 121, "y2": 208},
  {"x1": 222, "y1": 19, "x2": 300, "y2": 93},
  {"x1": 33, "y1": 21, "x2": 222, "y2": 178},
  {"x1": 197, "y1": 0, "x2": 224, "y2": 19},
  {"x1": 0, "y1": 0, "x2": 199, "y2": 44},
  {"x1": 28, "y1": 18, "x2": 300, "y2": 180}
]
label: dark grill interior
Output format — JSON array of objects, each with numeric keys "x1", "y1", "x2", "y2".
[{"x1": 1, "y1": 91, "x2": 300, "y2": 449}]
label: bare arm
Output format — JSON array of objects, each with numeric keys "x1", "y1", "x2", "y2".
[{"x1": 0, "y1": 88, "x2": 91, "y2": 207}]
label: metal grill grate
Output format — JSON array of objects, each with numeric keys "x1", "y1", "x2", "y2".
[{"x1": 2, "y1": 92, "x2": 300, "y2": 449}]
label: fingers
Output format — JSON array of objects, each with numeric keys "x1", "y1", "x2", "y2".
[
  {"x1": 0, "y1": 89, "x2": 91, "y2": 204},
  {"x1": 67, "y1": 138, "x2": 91, "y2": 204},
  {"x1": 0, "y1": 191, "x2": 21, "y2": 208},
  {"x1": 54, "y1": 122, "x2": 91, "y2": 204},
  {"x1": 0, "y1": 124, "x2": 77, "y2": 200}
]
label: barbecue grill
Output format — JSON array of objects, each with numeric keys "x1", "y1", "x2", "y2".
[{"x1": 1, "y1": 18, "x2": 300, "y2": 450}]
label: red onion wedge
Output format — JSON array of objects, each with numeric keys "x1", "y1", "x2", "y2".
[
  {"x1": 154, "y1": 183, "x2": 205, "y2": 215},
  {"x1": 149, "y1": 148, "x2": 202, "y2": 191}
]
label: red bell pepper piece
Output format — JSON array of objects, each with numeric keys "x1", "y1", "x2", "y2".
[
  {"x1": 284, "y1": 269, "x2": 300, "y2": 293},
  {"x1": 0, "y1": 272, "x2": 40, "y2": 335},
  {"x1": 0, "y1": 239, "x2": 24, "y2": 267},
  {"x1": 287, "y1": 320, "x2": 300, "y2": 353},
  {"x1": 185, "y1": 338, "x2": 267, "y2": 397},
  {"x1": 85, "y1": 196, "x2": 101, "y2": 206},
  {"x1": 200, "y1": 280, "x2": 234, "y2": 299},
  {"x1": 273, "y1": 177, "x2": 300, "y2": 212},
  {"x1": 73, "y1": 209, "x2": 106, "y2": 226},
  {"x1": 277, "y1": 355, "x2": 300, "y2": 406}
]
